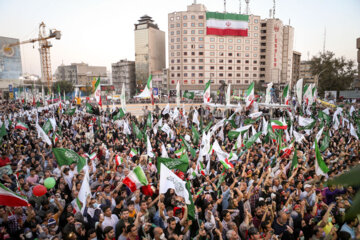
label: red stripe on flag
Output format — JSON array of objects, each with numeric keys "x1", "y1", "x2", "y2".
[
  {"x1": 206, "y1": 28, "x2": 248, "y2": 36},
  {"x1": 122, "y1": 177, "x2": 137, "y2": 192}
]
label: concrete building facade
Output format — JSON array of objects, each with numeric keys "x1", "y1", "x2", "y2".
[
  {"x1": 299, "y1": 61, "x2": 315, "y2": 84},
  {"x1": 111, "y1": 60, "x2": 136, "y2": 97},
  {"x1": 168, "y1": 3, "x2": 295, "y2": 93},
  {"x1": 292, "y1": 51, "x2": 301, "y2": 87},
  {"x1": 55, "y1": 63, "x2": 107, "y2": 86},
  {"x1": 134, "y1": 15, "x2": 166, "y2": 88}
]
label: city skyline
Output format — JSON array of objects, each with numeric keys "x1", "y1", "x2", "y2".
[{"x1": 0, "y1": 0, "x2": 359, "y2": 76}]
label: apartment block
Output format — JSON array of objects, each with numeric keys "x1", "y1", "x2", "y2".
[
  {"x1": 134, "y1": 15, "x2": 166, "y2": 88},
  {"x1": 168, "y1": 3, "x2": 294, "y2": 92},
  {"x1": 111, "y1": 60, "x2": 136, "y2": 97}
]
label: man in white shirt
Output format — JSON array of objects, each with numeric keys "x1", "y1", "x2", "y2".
[{"x1": 99, "y1": 206, "x2": 119, "y2": 230}]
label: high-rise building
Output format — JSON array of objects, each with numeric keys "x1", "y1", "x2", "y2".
[
  {"x1": 299, "y1": 61, "x2": 315, "y2": 84},
  {"x1": 134, "y1": 15, "x2": 166, "y2": 88},
  {"x1": 112, "y1": 60, "x2": 136, "y2": 97},
  {"x1": 54, "y1": 63, "x2": 107, "y2": 86},
  {"x1": 168, "y1": 3, "x2": 295, "y2": 93},
  {"x1": 0, "y1": 36, "x2": 22, "y2": 97},
  {"x1": 292, "y1": 51, "x2": 301, "y2": 86}
]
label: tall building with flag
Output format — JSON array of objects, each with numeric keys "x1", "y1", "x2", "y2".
[{"x1": 168, "y1": 3, "x2": 295, "y2": 94}]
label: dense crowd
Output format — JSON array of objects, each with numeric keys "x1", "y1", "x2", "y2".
[{"x1": 0, "y1": 99, "x2": 359, "y2": 240}]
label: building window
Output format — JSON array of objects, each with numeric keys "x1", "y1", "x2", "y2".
[
  {"x1": 219, "y1": 66, "x2": 224, "y2": 70},
  {"x1": 210, "y1": 66, "x2": 215, "y2": 70},
  {"x1": 254, "y1": 33, "x2": 258, "y2": 37},
  {"x1": 171, "y1": 53, "x2": 174, "y2": 56},
  {"x1": 254, "y1": 47, "x2": 258, "y2": 51},
  {"x1": 245, "y1": 53, "x2": 249, "y2": 57},
  {"x1": 171, "y1": 73, "x2": 175, "y2": 77},
  {"x1": 253, "y1": 54, "x2": 257, "y2": 57},
  {"x1": 184, "y1": 73, "x2": 188, "y2": 77},
  {"x1": 199, "y1": 80, "x2": 204, "y2": 83},
  {"x1": 177, "y1": 66, "x2": 180, "y2": 70},
  {"x1": 199, "y1": 37, "x2": 204, "y2": 41},
  {"x1": 237, "y1": 66, "x2": 241, "y2": 70},
  {"x1": 246, "y1": 40, "x2": 250, "y2": 43},
  {"x1": 184, "y1": 44, "x2": 187, "y2": 48},
  {"x1": 236, "y1": 73, "x2": 241, "y2": 77},
  {"x1": 199, "y1": 52, "x2": 204, "y2": 55},
  {"x1": 219, "y1": 52, "x2": 224, "y2": 56},
  {"x1": 171, "y1": 60, "x2": 174, "y2": 63},
  {"x1": 191, "y1": 15, "x2": 195, "y2": 19},
  {"x1": 183, "y1": 15, "x2": 187, "y2": 20},
  {"x1": 171, "y1": 45, "x2": 174, "y2": 49},
  {"x1": 191, "y1": 23, "x2": 195, "y2": 27},
  {"x1": 170, "y1": 17, "x2": 174, "y2": 21},
  {"x1": 177, "y1": 45, "x2": 180, "y2": 49},
  {"x1": 176, "y1": 23, "x2": 180, "y2": 27},
  {"x1": 228, "y1": 73, "x2": 232, "y2": 77},
  {"x1": 171, "y1": 24, "x2": 174, "y2": 28},
  {"x1": 245, "y1": 46, "x2": 250, "y2": 50},
  {"x1": 183, "y1": 37, "x2": 187, "y2": 41},
  {"x1": 177, "y1": 38, "x2": 180, "y2": 42},
  {"x1": 177, "y1": 59, "x2": 180, "y2": 63},
  {"x1": 191, "y1": 37, "x2": 195, "y2": 41},
  {"x1": 191, "y1": 73, "x2": 195, "y2": 77},
  {"x1": 245, "y1": 80, "x2": 249, "y2": 83},
  {"x1": 210, "y1": 38, "x2": 215, "y2": 42},
  {"x1": 184, "y1": 30, "x2": 187, "y2": 34},
  {"x1": 184, "y1": 52, "x2": 187, "y2": 55},
  {"x1": 191, "y1": 52, "x2": 195, "y2": 56},
  {"x1": 191, "y1": 59, "x2": 195, "y2": 63},
  {"x1": 171, "y1": 66, "x2": 174, "y2": 70},
  {"x1": 199, "y1": 30, "x2": 204, "y2": 34},
  {"x1": 191, "y1": 30, "x2": 195, "y2": 34},
  {"x1": 253, "y1": 67, "x2": 257, "y2": 70},
  {"x1": 237, "y1": 80, "x2": 241, "y2": 83},
  {"x1": 210, "y1": 59, "x2": 215, "y2": 63},
  {"x1": 228, "y1": 53, "x2": 233, "y2": 56},
  {"x1": 184, "y1": 80, "x2": 188, "y2": 84},
  {"x1": 245, "y1": 60, "x2": 249, "y2": 64},
  {"x1": 184, "y1": 66, "x2": 188, "y2": 70},
  {"x1": 253, "y1": 74, "x2": 257, "y2": 77},
  {"x1": 199, "y1": 66, "x2": 203, "y2": 70},
  {"x1": 219, "y1": 73, "x2": 224, "y2": 77},
  {"x1": 228, "y1": 60, "x2": 232, "y2": 63},
  {"x1": 183, "y1": 23, "x2": 187, "y2": 27},
  {"x1": 184, "y1": 59, "x2": 187, "y2": 62},
  {"x1": 245, "y1": 74, "x2": 249, "y2": 77},
  {"x1": 210, "y1": 45, "x2": 215, "y2": 49},
  {"x1": 219, "y1": 38, "x2": 224, "y2": 42},
  {"x1": 176, "y1": 16, "x2": 180, "y2": 20},
  {"x1": 176, "y1": 31, "x2": 180, "y2": 34},
  {"x1": 254, "y1": 19, "x2": 258, "y2": 23},
  {"x1": 199, "y1": 15, "x2": 204, "y2": 19},
  {"x1": 177, "y1": 52, "x2": 180, "y2": 56},
  {"x1": 199, "y1": 23, "x2": 203, "y2": 27},
  {"x1": 199, "y1": 44, "x2": 204, "y2": 48},
  {"x1": 220, "y1": 45, "x2": 224, "y2": 49},
  {"x1": 199, "y1": 73, "x2": 203, "y2": 77},
  {"x1": 219, "y1": 59, "x2": 224, "y2": 63},
  {"x1": 237, "y1": 46, "x2": 241, "y2": 50},
  {"x1": 237, "y1": 53, "x2": 241, "y2": 57},
  {"x1": 199, "y1": 59, "x2": 204, "y2": 62},
  {"x1": 229, "y1": 46, "x2": 233, "y2": 50},
  {"x1": 228, "y1": 66, "x2": 232, "y2": 70},
  {"x1": 254, "y1": 26, "x2": 258, "y2": 30},
  {"x1": 171, "y1": 31, "x2": 174, "y2": 35}
]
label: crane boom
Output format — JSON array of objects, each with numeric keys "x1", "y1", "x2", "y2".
[{"x1": 1, "y1": 22, "x2": 61, "y2": 92}]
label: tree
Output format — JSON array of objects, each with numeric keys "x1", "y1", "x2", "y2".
[
  {"x1": 52, "y1": 80, "x2": 74, "y2": 94},
  {"x1": 310, "y1": 51, "x2": 356, "y2": 96}
]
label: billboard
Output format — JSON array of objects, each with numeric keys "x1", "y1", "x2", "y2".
[{"x1": 0, "y1": 36, "x2": 22, "y2": 81}]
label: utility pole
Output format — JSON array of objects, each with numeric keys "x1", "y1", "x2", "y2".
[
  {"x1": 239, "y1": 0, "x2": 241, "y2": 14},
  {"x1": 245, "y1": 0, "x2": 250, "y2": 14},
  {"x1": 224, "y1": 0, "x2": 226, "y2": 13}
]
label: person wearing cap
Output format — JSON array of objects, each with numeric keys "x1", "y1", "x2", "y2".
[{"x1": 300, "y1": 184, "x2": 316, "y2": 207}]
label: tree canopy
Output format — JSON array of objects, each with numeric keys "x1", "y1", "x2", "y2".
[
  {"x1": 310, "y1": 51, "x2": 356, "y2": 95},
  {"x1": 52, "y1": 80, "x2": 74, "y2": 94}
]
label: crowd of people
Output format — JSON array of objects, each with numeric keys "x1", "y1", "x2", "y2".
[{"x1": 0, "y1": 98, "x2": 359, "y2": 240}]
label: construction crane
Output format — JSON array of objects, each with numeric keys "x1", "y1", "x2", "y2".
[{"x1": 1, "y1": 22, "x2": 61, "y2": 92}]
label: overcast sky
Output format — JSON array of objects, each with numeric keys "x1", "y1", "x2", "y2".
[{"x1": 0, "y1": 0, "x2": 359, "y2": 76}]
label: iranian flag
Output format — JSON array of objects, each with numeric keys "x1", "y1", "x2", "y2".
[
  {"x1": 52, "y1": 134, "x2": 59, "y2": 145},
  {"x1": 175, "y1": 147, "x2": 186, "y2": 158},
  {"x1": 129, "y1": 148, "x2": 137, "y2": 158},
  {"x1": 0, "y1": 183, "x2": 28, "y2": 207},
  {"x1": 270, "y1": 119, "x2": 287, "y2": 131},
  {"x1": 315, "y1": 141, "x2": 329, "y2": 176},
  {"x1": 115, "y1": 155, "x2": 123, "y2": 166},
  {"x1": 280, "y1": 141, "x2": 294, "y2": 159},
  {"x1": 219, "y1": 158, "x2": 234, "y2": 169},
  {"x1": 94, "y1": 77, "x2": 102, "y2": 107},
  {"x1": 206, "y1": 12, "x2": 249, "y2": 36},
  {"x1": 203, "y1": 80, "x2": 211, "y2": 103},
  {"x1": 15, "y1": 121, "x2": 29, "y2": 130},
  {"x1": 122, "y1": 166, "x2": 148, "y2": 192},
  {"x1": 283, "y1": 84, "x2": 290, "y2": 105},
  {"x1": 88, "y1": 152, "x2": 97, "y2": 161},
  {"x1": 246, "y1": 82, "x2": 255, "y2": 109}
]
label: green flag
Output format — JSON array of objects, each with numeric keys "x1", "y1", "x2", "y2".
[
  {"x1": 0, "y1": 124, "x2": 7, "y2": 138},
  {"x1": 191, "y1": 125, "x2": 200, "y2": 145},
  {"x1": 185, "y1": 181, "x2": 196, "y2": 221},
  {"x1": 157, "y1": 154, "x2": 189, "y2": 173},
  {"x1": 85, "y1": 103, "x2": 93, "y2": 114},
  {"x1": 52, "y1": 148, "x2": 86, "y2": 173},
  {"x1": 146, "y1": 112, "x2": 152, "y2": 128},
  {"x1": 216, "y1": 170, "x2": 226, "y2": 189},
  {"x1": 203, "y1": 120, "x2": 213, "y2": 133},
  {"x1": 183, "y1": 91, "x2": 195, "y2": 100},
  {"x1": 319, "y1": 131, "x2": 330, "y2": 152},
  {"x1": 64, "y1": 108, "x2": 76, "y2": 116},
  {"x1": 290, "y1": 148, "x2": 298, "y2": 174},
  {"x1": 315, "y1": 141, "x2": 329, "y2": 175},
  {"x1": 180, "y1": 136, "x2": 196, "y2": 158},
  {"x1": 42, "y1": 120, "x2": 52, "y2": 134},
  {"x1": 132, "y1": 122, "x2": 143, "y2": 140},
  {"x1": 228, "y1": 130, "x2": 241, "y2": 140},
  {"x1": 298, "y1": 120, "x2": 316, "y2": 131},
  {"x1": 244, "y1": 132, "x2": 261, "y2": 149},
  {"x1": 113, "y1": 108, "x2": 125, "y2": 120}
]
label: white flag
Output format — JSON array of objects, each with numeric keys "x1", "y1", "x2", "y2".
[
  {"x1": 153, "y1": 118, "x2": 163, "y2": 135},
  {"x1": 298, "y1": 116, "x2": 314, "y2": 127},
  {"x1": 160, "y1": 163, "x2": 190, "y2": 204},
  {"x1": 350, "y1": 124, "x2": 359, "y2": 140},
  {"x1": 78, "y1": 168, "x2": 91, "y2": 213},
  {"x1": 212, "y1": 140, "x2": 229, "y2": 161},
  {"x1": 350, "y1": 106, "x2": 355, "y2": 117},
  {"x1": 163, "y1": 103, "x2": 170, "y2": 115},
  {"x1": 249, "y1": 111, "x2": 262, "y2": 119},
  {"x1": 123, "y1": 121, "x2": 131, "y2": 135},
  {"x1": 49, "y1": 118, "x2": 57, "y2": 131},
  {"x1": 252, "y1": 126, "x2": 262, "y2": 143},
  {"x1": 265, "y1": 82, "x2": 273, "y2": 104},
  {"x1": 293, "y1": 130, "x2": 305, "y2": 144},
  {"x1": 161, "y1": 123, "x2": 173, "y2": 138},
  {"x1": 121, "y1": 83, "x2": 126, "y2": 111},
  {"x1": 226, "y1": 84, "x2": 231, "y2": 105},
  {"x1": 262, "y1": 117, "x2": 268, "y2": 135},
  {"x1": 36, "y1": 123, "x2": 52, "y2": 146},
  {"x1": 161, "y1": 143, "x2": 169, "y2": 158},
  {"x1": 192, "y1": 109, "x2": 200, "y2": 127},
  {"x1": 147, "y1": 135, "x2": 154, "y2": 158},
  {"x1": 295, "y1": 79, "x2": 303, "y2": 105}
]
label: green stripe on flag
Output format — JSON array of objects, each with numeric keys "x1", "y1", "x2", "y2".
[
  {"x1": 206, "y1": 12, "x2": 249, "y2": 21},
  {"x1": 133, "y1": 166, "x2": 148, "y2": 186}
]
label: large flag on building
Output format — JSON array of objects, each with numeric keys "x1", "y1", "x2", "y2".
[
  {"x1": 206, "y1": 12, "x2": 249, "y2": 36},
  {"x1": 203, "y1": 80, "x2": 211, "y2": 103},
  {"x1": 246, "y1": 82, "x2": 255, "y2": 109},
  {"x1": 159, "y1": 163, "x2": 190, "y2": 204},
  {"x1": 94, "y1": 77, "x2": 102, "y2": 107}
]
